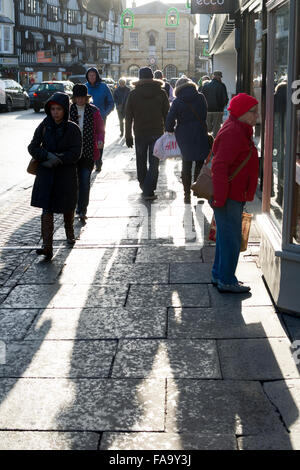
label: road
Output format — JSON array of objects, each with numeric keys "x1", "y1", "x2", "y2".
[{"x1": 0, "y1": 108, "x2": 120, "y2": 198}]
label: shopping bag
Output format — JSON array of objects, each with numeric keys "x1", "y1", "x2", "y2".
[
  {"x1": 153, "y1": 133, "x2": 181, "y2": 160},
  {"x1": 207, "y1": 212, "x2": 252, "y2": 252}
]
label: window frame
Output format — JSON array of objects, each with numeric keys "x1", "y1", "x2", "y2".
[
  {"x1": 67, "y1": 9, "x2": 78, "y2": 26},
  {"x1": 129, "y1": 31, "x2": 139, "y2": 50},
  {"x1": 166, "y1": 31, "x2": 176, "y2": 50},
  {"x1": 24, "y1": 0, "x2": 37, "y2": 16},
  {"x1": 47, "y1": 4, "x2": 59, "y2": 23},
  {"x1": 86, "y1": 14, "x2": 94, "y2": 30}
]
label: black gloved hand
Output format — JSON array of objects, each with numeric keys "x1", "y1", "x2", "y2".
[
  {"x1": 126, "y1": 137, "x2": 134, "y2": 148},
  {"x1": 42, "y1": 152, "x2": 62, "y2": 168}
]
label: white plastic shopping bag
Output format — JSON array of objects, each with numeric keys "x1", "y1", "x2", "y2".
[{"x1": 153, "y1": 133, "x2": 181, "y2": 160}]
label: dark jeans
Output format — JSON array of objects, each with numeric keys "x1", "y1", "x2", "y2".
[
  {"x1": 135, "y1": 135, "x2": 160, "y2": 197},
  {"x1": 212, "y1": 198, "x2": 245, "y2": 285},
  {"x1": 77, "y1": 166, "x2": 92, "y2": 216},
  {"x1": 181, "y1": 160, "x2": 204, "y2": 194}
]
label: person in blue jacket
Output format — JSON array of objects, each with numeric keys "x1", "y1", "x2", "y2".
[{"x1": 85, "y1": 67, "x2": 114, "y2": 171}]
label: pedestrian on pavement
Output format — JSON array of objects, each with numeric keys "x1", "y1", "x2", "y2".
[
  {"x1": 28, "y1": 92, "x2": 82, "y2": 260},
  {"x1": 113, "y1": 78, "x2": 130, "y2": 137},
  {"x1": 70, "y1": 84, "x2": 105, "y2": 223},
  {"x1": 202, "y1": 71, "x2": 228, "y2": 137},
  {"x1": 125, "y1": 67, "x2": 170, "y2": 201},
  {"x1": 211, "y1": 93, "x2": 259, "y2": 293},
  {"x1": 198, "y1": 75, "x2": 210, "y2": 93},
  {"x1": 165, "y1": 76, "x2": 210, "y2": 204},
  {"x1": 85, "y1": 67, "x2": 114, "y2": 172},
  {"x1": 154, "y1": 70, "x2": 175, "y2": 103}
]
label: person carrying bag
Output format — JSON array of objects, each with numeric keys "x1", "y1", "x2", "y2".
[{"x1": 210, "y1": 93, "x2": 259, "y2": 294}]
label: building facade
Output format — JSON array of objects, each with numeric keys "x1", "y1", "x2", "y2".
[
  {"x1": 120, "y1": 1, "x2": 196, "y2": 80},
  {"x1": 0, "y1": 0, "x2": 18, "y2": 79},
  {"x1": 207, "y1": 0, "x2": 300, "y2": 314},
  {"x1": 13, "y1": 0, "x2": 124, "y2": 85}
]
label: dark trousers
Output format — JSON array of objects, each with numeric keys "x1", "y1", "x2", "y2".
[
  {"x1": 117, "y1": 106, "x2": 125, "y2": 135},
  {"x1": 77, "y1": 166, "x2": 92, "y2": 216},
  {"x1": 135, "y1": 135, "x2": 160, "y2": 197},
  {"x1": 181, "y1": 160, "x2": 204, "y2": 195},
  {"x1": 95, "y1": 116, "x2": 107, "y2": 171}
]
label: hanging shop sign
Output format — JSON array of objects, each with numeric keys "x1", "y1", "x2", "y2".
[
  {"x1": 36, "y1": 51, "x2": 52, "y2": 63},
  {"x1": 191, "y1": 0, "x2": 238, "y2": 14}
]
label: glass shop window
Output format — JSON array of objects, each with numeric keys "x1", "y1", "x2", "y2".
[{"x1": 271, "y1": 2, "x2": 289, "y2": 231}]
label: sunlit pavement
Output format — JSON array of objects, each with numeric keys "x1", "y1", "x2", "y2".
[{"x1": 0, "y1": 110, "x2": 300, "y2": 450}]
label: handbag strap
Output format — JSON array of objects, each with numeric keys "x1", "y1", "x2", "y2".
[
  {"x1": 228, "y1": 148, "x2": 253, "y2": 182},
  {"x1": 185, "y1": 101, "x2": 207, "y2": 132}
]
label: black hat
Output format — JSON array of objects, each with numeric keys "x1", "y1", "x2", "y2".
[
  {"x1": 72, "y1": 83, "x2": 90, "y2": 98},
  {"x1": 139, "y1": 67, "x2": 153, "y2": 79},
  {"x1": 154, "y1": 70, "x2": 163, "y2": 79}
]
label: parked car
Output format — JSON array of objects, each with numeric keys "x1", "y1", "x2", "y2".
[
  {"x1": 101, "y1": 77, "x2": 117, "y2": 91},
  {"x1": 121, "y1": 77, "x2": 138, "y2": 89},
  {"x1": 27, "y1": 83, "x2": 41, "y2": 107},
  {"x1": 0, "y1": 79, "x2": 30, "y2": 112},
  {"x1": 69, "y1": 74, "x2": 116, "y2": 92},
  {"x1": 31, "y1": 81, "x2": 74, "y2": 113},
  {"x1": 68, "y1": 74, "x2": 86, "y2": 84}
]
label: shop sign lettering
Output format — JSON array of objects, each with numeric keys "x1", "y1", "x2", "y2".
[
  {"x1": 292, "y1": 80, "x2": 300, "y2": 105},
  {"x1": 191, "y1": 0, "x2": 238, "y2": 14}
]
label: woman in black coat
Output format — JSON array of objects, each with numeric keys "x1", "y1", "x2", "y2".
[
  {"x1": 28, "y1": 92, "x2": 82, "y2": 259},
  {"x1": 165, "y1": 77, "x2": 210, "y2": 203}
]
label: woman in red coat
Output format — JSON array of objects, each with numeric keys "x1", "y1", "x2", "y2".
[{"x1": 211, "y1": 93, "x2": 259, "y2": 293}]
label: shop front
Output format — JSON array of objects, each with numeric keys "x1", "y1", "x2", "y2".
[{"x1": 258, "y1": 0, "x2": 300, "y2": 314}]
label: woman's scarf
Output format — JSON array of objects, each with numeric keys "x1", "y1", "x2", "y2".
[{"x1": 70, "y1": 103, "x2": 94, "y2": 160}]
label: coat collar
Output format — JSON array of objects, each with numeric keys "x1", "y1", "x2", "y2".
[{"x1": 229, "y1": 114, "x2": 254, "y2": 139}]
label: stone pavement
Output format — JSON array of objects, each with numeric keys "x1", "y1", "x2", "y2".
[{"x1": 0, "y1": 134, "x2": 300, "y2": 450}]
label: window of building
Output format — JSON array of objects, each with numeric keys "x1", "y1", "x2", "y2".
[
  {"x1": 24, "y1": 0, "x2": 37, "y2": 15},
  {"x1": 47, "y1": 5, "x2": 59, "y2": 22},
  {"x1": 271, "y1": 2, "x2": 289, "y2": 230},
  {"x1": 98, "y1": 18, "x2": 104, "y2": 33},
  {"x1": 128, "y1": 65, "x2": 139, "y2": 77},
  {"x1": 0, "y1": 25, "x2": 11, "y2": 53},
  {"x1": 164, "y1": 64, "x2": 177, "y2": 80},
  {"x1": 129, "y1": 32, "x2": 139, "y2": 50},
  {"x1": 0, "y1": 0, "x2": 2, "y2": 13},
  {"x1": 87, "y1": 14, "x2": 93, "y2": 30},
  {"x1": 166, "y1": 31, "x2": 176, "y2": 50},
  {"x1": 67, "y1": 9, "x2": 78, "y2": 25}
]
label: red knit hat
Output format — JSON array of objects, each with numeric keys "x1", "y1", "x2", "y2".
[{"x1": 228, "y1": 93, "x2": 258, "y2": 118}]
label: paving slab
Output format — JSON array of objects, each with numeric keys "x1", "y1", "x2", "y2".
[
  {"x1": 167, "y1": 306, "x2": 287, "y2": 339},
  {"x1": 263, "y1": 379, "x2": 300, "y2": 433},
  {"x1": 127, "y1": 284, "x2": 210, "y2": 308},
  {"x1": 25, "y1": 307, "x2": 167, "y2": 340},
  {"x1": 59, "y1": 263, "x2": 169, "y2": 285},
  {"x1": 0, "y1": 309, "x2": 39, "y2": 341},
  {"x1": 237, "y1": 433, "x2": 300, "y2": 450},
  {"x1": 0, "y1": 378, "x2": 165, "y2": 431},
  {"x1": 13, "y1": 259, "x2": 64, "y2": 284},
  {"x1": 218, "y1": 338, "x2": 300, "y2": 380},
  {"x1": 135, "y1": 246, "x2": 203, "y2": 263},
  {"x1": 0, "y1": 340, "x2": 116, "y2": 378},
  {"x1": 112, "y1": 339, "x2": 221, "y2": 379},
  {"x1": 208, "y1": 283, "x2": 272, "y2": 308},
  {"x1": 100, "y1": 432, "x2": 237, "y2": 450},
  {"x1": 0, "y1": 431, "x2": 100, "y2": 450},
  {"x1": 1, "y1": 284, "x2": 128, "y2": 309},
  {"x1": 53, "y1": 247, "x2": 137, "y2": 265},
  {"x1": 169, "y1": 263, "x2": 212, "y2": 284},
  {"x1": 166, "y1": 379, "x2": 286, "y2": 435}
]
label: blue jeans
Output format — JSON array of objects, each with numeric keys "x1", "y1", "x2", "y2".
[
  {"x1": 135, "y1": 135, "x2": 160, "y2": 197},
  {"x1": 212, "y1": 199, "x2": 244, "y2": 285},
  {"x1": 77, "y1": 166, "x2": 92, "y2": 216}
]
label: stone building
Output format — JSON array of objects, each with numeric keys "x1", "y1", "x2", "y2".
[
  {"x1": 120, "y1": 1, "x2": 196, "y2": 80},
  {"x1": 0, "y1": 0, "x2": 18, "y2": 79}
]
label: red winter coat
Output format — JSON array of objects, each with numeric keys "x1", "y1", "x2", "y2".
[{"x1": 211, "y1": 114, "x2": 259, "y2": 207}]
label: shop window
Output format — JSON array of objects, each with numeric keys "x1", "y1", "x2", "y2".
[
  {"x1": 291, "y1": 27, "x2": 300, "y2": 244},
  {"x1": 252, "y1": 12, "x2": 263, "y2": 147},
  {"x1": 271, "y1": 3, "x2": 289, "y2": 230}
]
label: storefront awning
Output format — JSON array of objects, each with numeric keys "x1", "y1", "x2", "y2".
[
  {"x1": 72, "y1": 39, "x2": 85, "y2": 48},
  {"x1": 30, "y1": 31, "x2": 44, "y2": 42},
  {"x1": 52, "y1": 36, "x2": 65, "y2": 46}
]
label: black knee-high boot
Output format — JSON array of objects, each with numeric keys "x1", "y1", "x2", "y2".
[
  {"x1": 64, "y1": 211, "x2": 75, "y2": 245},
  {"x1": 36, "y1": 213, "x2": 54, "y2": 260}
]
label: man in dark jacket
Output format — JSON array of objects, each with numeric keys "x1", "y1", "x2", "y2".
[
  {"x1": 125, "y1": 67, "x2": 170, "y2": 200},
  {"x1": 85, "y1": 67, "x2": 114, "y2": 171},
  {"x1": 113, "y1": 78, "x2": 130, "y2": 136},
  {"x1": 202, "y1": 71, "x2": 228, "y2": 137}
]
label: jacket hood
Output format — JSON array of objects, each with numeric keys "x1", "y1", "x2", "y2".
[
  {"x1": 44, "y1": 92, "x2": 70, "y2": 121},
  {"x1": 132, "y1": 78, "x2": 164, "y2": 98},
  {"x1": 86, "y1": 67, "x2": 101, "y2": 85},
  {"x1": 176, "y1": 83, "x2": 198, "y2": 101}
]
